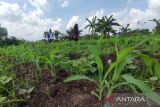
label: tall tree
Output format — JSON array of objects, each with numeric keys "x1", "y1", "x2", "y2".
[
  {"x1": 149, "y1": 18, "x2": 160, "y2": 34},
  {"x1": 43, "y1": 31, "x2": 48, "y2": 39},
  {"x1": 0, "y1": 25, "x2": 8, "y2": 39},
  {"x1": 54, "y1": 30, "x2": 61, "y2": 40},
  {"x1": 84, "y1": 16, "x2": 97, "y2": 35},
  {"x1": 96, "y1": 15, "x2": 120, "y2": 37}
]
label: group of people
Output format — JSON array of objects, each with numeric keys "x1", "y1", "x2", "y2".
[{"x1": 47, "y1": 24, "x2": 79, "y2": 42}]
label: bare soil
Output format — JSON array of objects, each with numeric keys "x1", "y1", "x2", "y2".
[
  {"x1": 13, "y1": 52, "x2": 160, "y2": 107},
  {"x1": 14, "y1": 65, "x2": 103, "y2": 107},
  {"x1": 29, "y1": 67, "x2": 103, "y2": 107}
]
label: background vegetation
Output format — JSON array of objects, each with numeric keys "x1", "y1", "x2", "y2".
[{"x1": 0, "y1": 15, "x2": 160, "y2": 106}]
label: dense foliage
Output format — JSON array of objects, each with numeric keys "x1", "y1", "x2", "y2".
[{"x1": 0, "y1": 34, "x2": 160, "y2": 106}]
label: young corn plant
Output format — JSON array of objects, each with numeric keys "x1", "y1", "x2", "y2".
[
  {"x1": 122, "y1": 74, "x2": 160, "y2": 105},
  {"x1": 64, "y1": 45, "x2": 160, "y2": 105},
  {"x1": 0, "y1": 76, "x2": 24, "y2": 106},
  {"x1": 110, "y1": 50, "x2": 160, "y2": 105},
  {"x1": 138, "y1": 53, "x2": 160, "y2": 77},
  {"x1": 37, "y1": 49, "x2": 57, "y2": 77},
  {"x1": 64, "y1": 46, "x2": 136, "y2": 101},
  {"x1": 64, "y1": 55, "x2": 96, "y2": 75}
]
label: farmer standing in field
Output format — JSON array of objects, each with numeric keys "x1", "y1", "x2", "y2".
[
  {"x1": 72, "y1": 24, "x2": 79, "y2": 41},
  {"x1": 47, "y1": 29, "x2": 54, "y2": 42}
]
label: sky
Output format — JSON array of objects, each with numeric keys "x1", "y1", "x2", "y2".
[{"x1": 0, "y1": 0, "x2": 160, "y2": 41}]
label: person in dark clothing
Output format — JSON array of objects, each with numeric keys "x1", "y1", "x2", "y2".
[{"x1": 72, "y1": 24, "x2": 79, "y2": 41}]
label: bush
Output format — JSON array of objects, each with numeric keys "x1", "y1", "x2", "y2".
[{"x1": 0, "y1": 37, "x2": 23, "y2": 47}]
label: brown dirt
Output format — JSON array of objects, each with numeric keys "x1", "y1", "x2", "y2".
[
  {"x1": 100, "y1": 54, "x2": 117, "y2": 70},
  {"x1": 13, "y1": 62, "x2": 37, "y2": 86},
  {"x1": 68, "y1": 52, "x2": 81, "y2": 60},
  {"x1": 28, "y1": 67, "x2": 102, "y2": 107},
  {"x1": 14, "y1": 65, "x2": 103, "y2": 107}
]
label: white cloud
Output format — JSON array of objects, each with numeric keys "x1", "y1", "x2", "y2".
[
  {"x1": 109, "y1": 0, "x2": 160, "y2": 30},
  {"x1": 87, "y1": 9, "x2": 105, "y2": 21},
  {"x1": 51, "y1": 18, "x2": 63, "y2": 30},
  {"x1": 28, "y1": 0, "x2": 48, "y2": 9},
  {"x1": 0, "y1": 1, "x2": 63, "y2": 41},
  {"x1": 67, "y1": 15, "x2": 79, "y2": 29},
  {"x1": 147, "y1": 0, "x2": 160, "y2": 16},
  {"x1": 0, "y1": 1, "x2": 24, "y2": 22},
  {"x1": 2, "y1": 17, "x2": 63, "y2": 41},
  {"x1": 22, "y1": 3, "x2": 27, "y2": 10},
  {"x1": 93, "y1": 9, "x2": 105, "y2": 19},
  {"x1": 58, "y1": 0, "x2": 69, "y2": 8},
  {"x1": 127, "y1": 0, "x2": 141, "y2": 4}
]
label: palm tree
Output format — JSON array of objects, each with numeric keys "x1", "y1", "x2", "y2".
[
  {"x1": 84, "y1": 16, "x2": 97, "y2": 35},
  {"x1": 120, "y1": 24, "x2": 131, "y2": 36},
  {"x1": 66, "y1": 27, "x2": 73, "y2": 36},
  {"x1": 78, "y1": 29, "x2": 83, "y2": 35},
  {"x1": 96, "y1": 15, "x2": 120, "y2": 37},
  {"x1": 66, "y1": 27, "x2": 83, "y2": 36},
  {"x1": 149, "y1": 18, "x2": 160, "y2": 34}
]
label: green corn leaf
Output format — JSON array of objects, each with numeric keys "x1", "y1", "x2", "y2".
[
  {"x1": 149, "y1": 76, "x2": 158, "y2": 81},
  {"x1": 127, "y1": 64, "x2": 137, "y2": 69},
  {"x1": 72, "y1": 60, "x2": 81, "y2": 67},
  {"x1": 88, "y1": 55, "x2": 95, "y2": 59},
  {"x1": 0, "y1": 96, "x2": 6, "y2": 103},
  {"x1": 90, "y1": 47, "x2": 103, "y2": 74},
  {"x1": 39, "y1": 56, "x2": 50, "y2": 64},
  {"x1": 112, "y1": 48, "x2": 135, "y2": 81},
  {"x1": 122, "y1": 74, "x2": 160, "y2": 105},
  {"x1": 116, "y1": 47, "x2": 132, "y2": 63},
  {"x1": 0, "y1": 76, "x2": 12, "y2": 85},
  {"x1": 139, "y1": 54, "x2": 154, "y2": 75},
  {"x1": 89, "y1": 67, "x2": 97, "y2": 73},
  {"x1": 64, "y1": 75, "x2": 97, "y2": 85},
  {"x1": 155, "y1": 62, "x2": 160, "y2": 77},
  {"x1": 50, "y1": 49, "x2": 57, "y2": 60},
  {"x1": 103, "y1": 61, "x2": 117, "y2": 83},
  {"x1": 139, "y1": 54, "x2": 160, "y2": 77}
]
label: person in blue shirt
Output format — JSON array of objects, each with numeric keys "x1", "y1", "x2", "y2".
[{"x1": 47, "y1": 29, "x2": 54, "y2": 42}]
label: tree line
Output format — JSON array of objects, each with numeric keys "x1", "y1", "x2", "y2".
[
  {"x1": 0, "y1": 15, "x2": 160, "y2": 45},
  {"x1": 0, "y1": 25, "x2": 23, "y2": 46},
  {"x1": 43, "y1": 15, "x2": 160, "y2": 40}
]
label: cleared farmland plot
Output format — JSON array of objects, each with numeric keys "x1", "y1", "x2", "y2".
[{"x1": 0, "y1": 35, "x2": 160, "y2": 107}]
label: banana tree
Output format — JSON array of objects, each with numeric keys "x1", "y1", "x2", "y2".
[
  {"x1": 85, "y1": 16, "x2": 97, "y2": 35},
  {"x1": 96, "y1": 15, "x2": 120, "y2": 38},
  {"x1": 66, "y1": 27, "x2": 73, "y2": 36},
  {"x1": 66, "y1": 27, "x2": 83, "y2": 37},
  {"x1": 120, "y1": 24, "x2": 131, "y2": 36}
]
